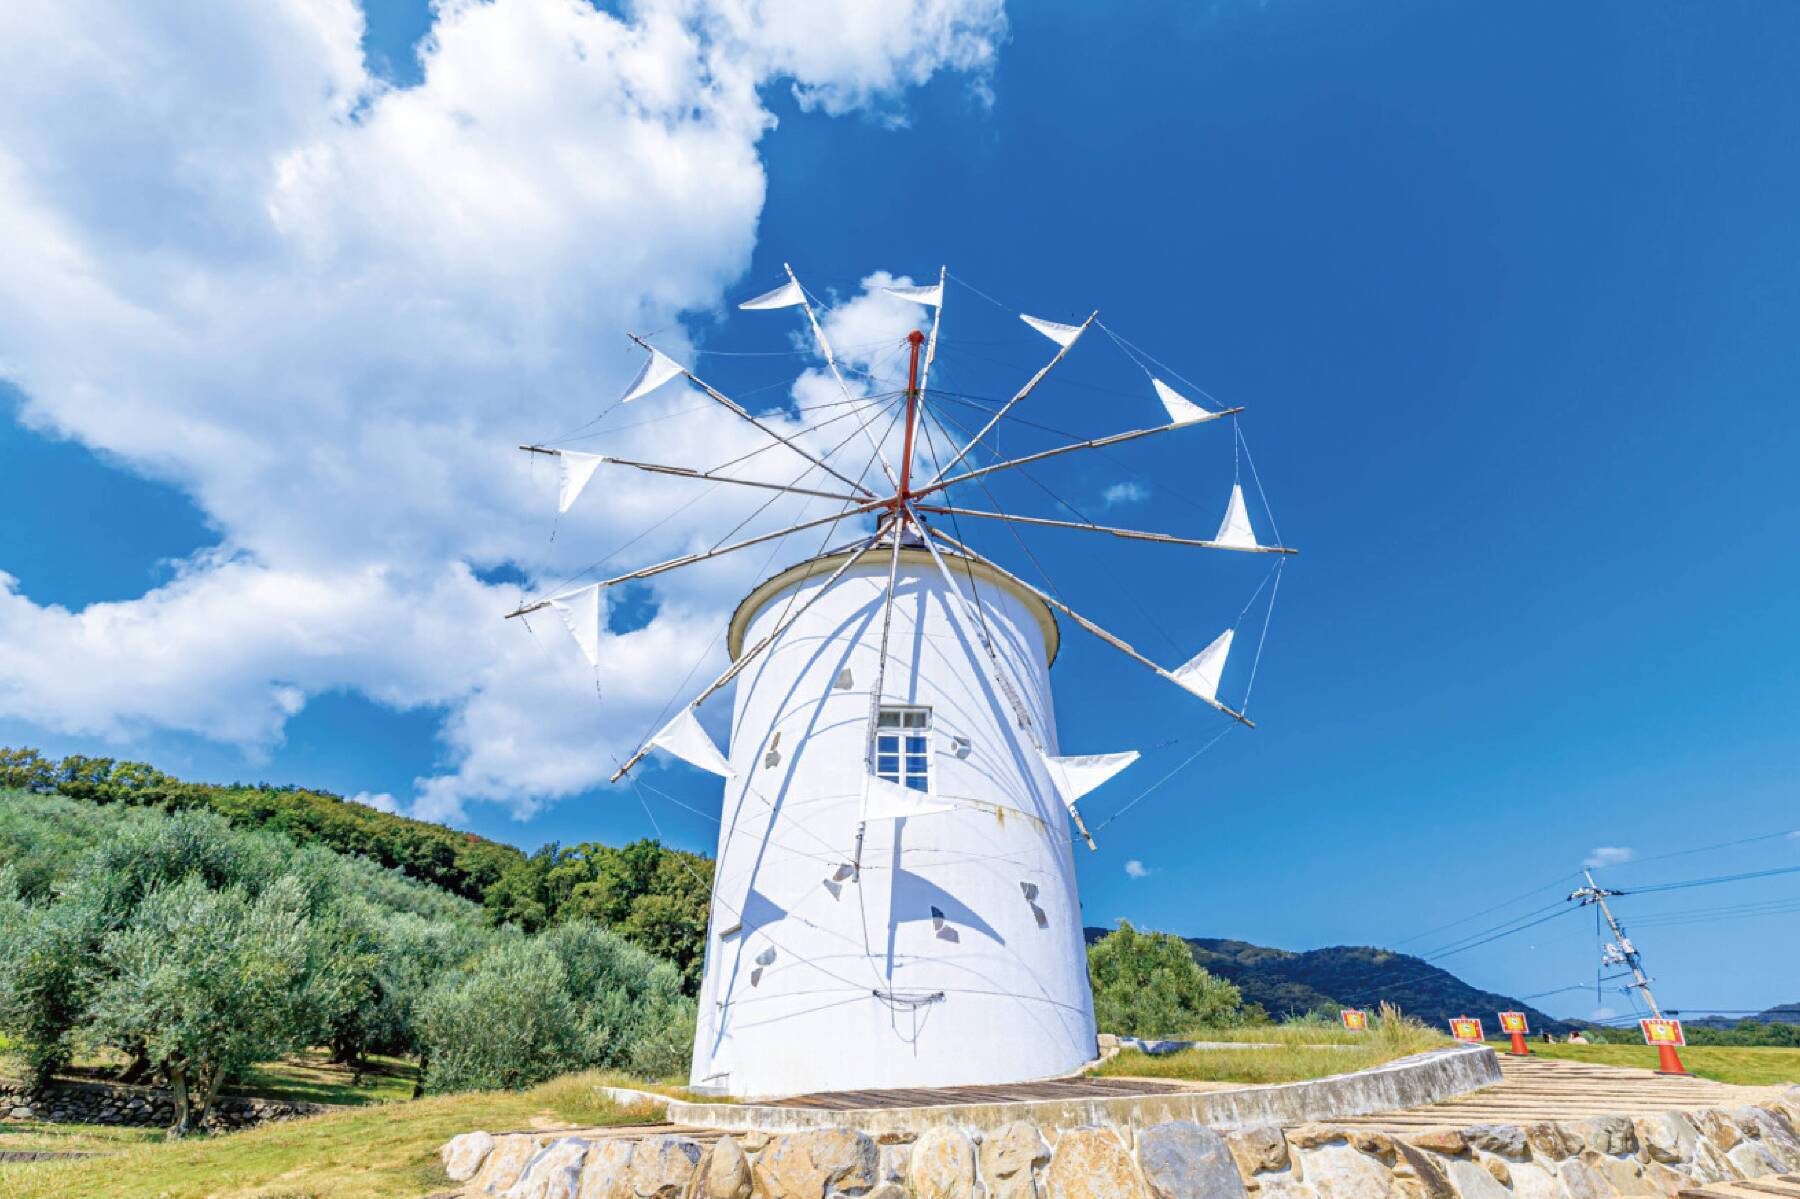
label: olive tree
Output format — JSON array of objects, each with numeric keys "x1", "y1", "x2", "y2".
[{"x1": 1087, "y1": 920, "x2": 1244, "y2": 1038}]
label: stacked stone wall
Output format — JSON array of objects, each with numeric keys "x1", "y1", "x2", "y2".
[
  {"x1": 440, "y1": 1086, "x2": 1800, "y2": 1199},
  {"x1": 0, "y1": 1078, "x2": 329, "y2": 1132}
]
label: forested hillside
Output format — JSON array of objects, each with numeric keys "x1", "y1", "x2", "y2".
[
  {"x1": 0, "y1": 791, "x2": 694, "y2": 1132},
  {"x1": 0, "y1": 747, "x2": 711, "y2": 989}
]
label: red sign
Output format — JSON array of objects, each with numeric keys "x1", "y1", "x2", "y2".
[
  {"x1": 1449, "y1": 1016, "x2": 1485, "y2": 1042},
  {"x1": 1497, "y1": 1011, "x2": 1529, "y2": 1034},
  {"x1": 1641, "y1": 1018, "x2": 1686, "y2": 1047},
  {"x1": 1341, "y1": 1009, "x2": 1369, "y2": 1032}
]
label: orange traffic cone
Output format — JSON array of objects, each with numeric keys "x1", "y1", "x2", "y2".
[{"x1": 1655, "y1": 1043, "x2": 1689, "y2": 1076}]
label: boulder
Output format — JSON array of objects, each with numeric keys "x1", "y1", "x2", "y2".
[
  {"x1": 1290, "y1": 1143, "x2": 1389, "y2": 1199},
  {"x1": 1504, "y1": 1161, "x2": 1566, "y2": 1199},
  {"x1": 507, "y1": 1137, "x2": 592, "y2": 1199},
  {"x1": 630, "y1": 1135, "x2": 704, "y2": 1199},
  {"x1": 1464, "y1": 1127, "x2": 1525, "y2": 1160},
  {"x1": 1284, "y1": 1127, "x2": 1345, "y2": 1152},
  {"x1": 980, "y1": 1122, "x2": 1048, "y2": 1199},
  {"x1": 1633, "y1": 1115, "x2": 1696, "y2": 1165},
  {"x1": 580, "y1": 1140, "x2": 637, "y2": 1199},
  {"x1": 476, "y1": 1135, "x2": 547, "y2": 1196},
  {"x1": 1346, "y1": 1133, "x2": 1395, "y2": 1163},
  {"x1": 1390, "y1": 1142, "x2": 1456, "y2": 1199},
  {"x1": 754, "y1": 1128, "x2": 879, "y2": 1199},
  {"x1": 1694, "y1": 1110, "x2": 1742, "y2": 1152},
  {"x1": 1043, "y1": 1126, "x2": 1147, "y2": 1199},
  {"x1": 1524, "y1": 1123, "x2": 1578, "y2": 1163},
  {"x1": 1573, "y1": 1119, "x2": 1636, "y2": 1159},
  {"x1": 701, "y1": 1137, "x2": 754, "y2": 1199},
  {"x1": 1549, "y1": 1160, "x2": 1614, "y2": 1199},
  {"x1": 1226, "y1": 1128, "x2": 1291, "y2": 1177},
  {"x1": 910, "y1": 1128, "x2": 979, "y2": 1199},
  {"x1": 1404, "y1": 1131, "x2": 1467, "y2": 1158},
  {"x1": 444, "y1": 1132, "x2": 499, "y2": 1182},
  {"x1": 1136, "y1": 1122, "x2": 1245, "y2": 1199},
  {"x1": 1725, "y1": 1140, "x2": 1782, "y2": 1178},
  {"x1": 1441, "y1": 1159, "x2": 1509, "y2": 1199}
]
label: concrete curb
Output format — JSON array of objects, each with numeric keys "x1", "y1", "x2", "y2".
[{"x1": 664, "y1": 1044, "x2": 1503, "y2": 1136}]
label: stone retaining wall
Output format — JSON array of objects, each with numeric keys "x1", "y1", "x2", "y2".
[
  {"x1": 439, "y1": 1085, "x2": 1800, "y2": 1199},
  {"x1": 0, "y1": 1078, "x2": 330, "y2": 1132},
  {"x1": 666, "y1": 1047, "x2": 1503, "y2": 1137}
]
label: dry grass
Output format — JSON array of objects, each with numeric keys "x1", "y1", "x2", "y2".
[
  {"x1": 0, "y1": 1072, "x2": 663, "y2": 1199},
  {"x1": 1096, "y1": 1004, "x2": 1450, "y2": 1085}
]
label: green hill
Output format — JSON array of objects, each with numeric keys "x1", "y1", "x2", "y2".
[{"x1": 1086, "y1": 927, "x2": 1571, "y2": 1032}]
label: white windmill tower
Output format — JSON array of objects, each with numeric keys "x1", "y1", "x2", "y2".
[{"x1": 510, "y1": 265, "x2": 1294, "y2": 1098}]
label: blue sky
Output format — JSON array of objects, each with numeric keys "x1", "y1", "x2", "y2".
[{"x1": 3, "y1": 0, "x2": 1797, "y2": 1023}]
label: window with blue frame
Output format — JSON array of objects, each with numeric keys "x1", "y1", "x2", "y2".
[{"x1": 875, "y1": 706, "x2": 931, "y2": 792}]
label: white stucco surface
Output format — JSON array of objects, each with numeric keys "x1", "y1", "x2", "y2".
[{"x1": 689, "y1": 545, "x2": 1098, "y2": 1098}]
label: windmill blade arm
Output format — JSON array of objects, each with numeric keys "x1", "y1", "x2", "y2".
[
  {"x1": 909, "y1": 408, "x2": 1244, "y2": 504},
  {"x1": 785, "y1": 264, "x2": 903, "y2": 494},
  {"x1": 921, "y1": 524, "x2": 1254, "y2": 728},
  {"x1": 852, "y1": 522, "x2": 909, "y2": 872},
  {"x1": 626, "y1": 333, "x2": 876, "y2": 498},
  {"x1": 519, "y1": 447, "x2": 866, "y2": 504},
  {"x1": 915, "y1": 504, "x2": 1296, "y2": 555},
  {"x1": 925, "y1": 310, "x2": 1097, "y2": 485},
  {"x1": 609, "y1": 520, "x2": 891, "y2": 783},
  {"x1": 506, "y1": 498, "x2": 886, "y2": 619}
]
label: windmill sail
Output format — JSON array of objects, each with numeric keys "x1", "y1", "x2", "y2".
[
  {"x1": 1019, "y1": 313, "x2": 1085, "y2": 347},
  {"x1": 738, "y1": 279, "x2": 806, "y2": 310},
  {"x1": 620, "y1": 347, "x2": 686, "y2": 403},
  {"x1": 1039, "y1": 749, "x2": 1140, "y2": 812},
  {"x1": 861, "y1": 772, "x2": 955, "y2": 820},
  {"x1": 557, "y1": 450, "x2": 604, "y2": 514},
  {"x1": 547, "y1": 585, "x2": 602, "y2": 668},
  {"x1": 1215, "y1": 483, "x2": 1260, "y2": 548},
  {"x1": 649, "y1": 708, "x2": 736, "y2": 778},
  {"x1": 883, "y1": 282, "x2": 943, "y2": 307},
  {"x1": 1172, "y1": 629, "x2": 1234, "y2": 702},
  {"x1": 1152, "y1": 378, "x2": 1217, "y2": 426}
]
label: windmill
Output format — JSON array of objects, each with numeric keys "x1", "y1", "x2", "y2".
[{"x1": 508, "y1": 264, "x2": 1295, "y2": 1098}]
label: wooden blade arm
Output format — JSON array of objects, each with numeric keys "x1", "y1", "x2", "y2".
[
  {"x1": 519, "y1": 446, "x2": 866, "y2": 505},
  {"x1": 914, "y1": 504, "x2": 1297, "y2": 555},
  {"x1": 785, "y1": 264, "x2": 903, "y2": 495}
]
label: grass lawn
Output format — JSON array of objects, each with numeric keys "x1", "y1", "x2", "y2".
[
  {"x1": 1517, "y1": 1042, "x2": 1800, "y2": 1087},
  {"x1": 0, "y1": 1072, "x2": 663, "y2": 1199},
  {"x1": 234, "y1": 1050, "x2": 419, "y2": 1106},
  {"x1": 1094, "y1": 1020, "x2": 1450, "y2": 1085}
]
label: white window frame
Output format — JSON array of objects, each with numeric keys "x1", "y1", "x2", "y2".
[{"x1": 874, "y1": 705, "x2": 932, "y2": 794}]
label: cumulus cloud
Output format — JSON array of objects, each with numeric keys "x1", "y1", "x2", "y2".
[
  {"x1": 349, "y1": 790, "x2": 400, "y2": 814},
  {"x1": 1101, "y1": 481, "x2": 1148, "y2": 508},
  {"x1": 1123, "y1": 859, "x2": 1149, "y2": 879},
  {"x1": 0, "y1": 0, "x2": 1007, "y2": 821},
  {"x1": 1583, "y1": 846, "x2": 1636, "y2": 868}
]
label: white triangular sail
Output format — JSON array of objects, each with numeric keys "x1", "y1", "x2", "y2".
[
  {"x1": 883, "y1": 282, "x2": 943, "y2": 307},
  {"x1": 620, "y1": 347, "x2": 686, "y2": 404},
  {"x1": 557, "y1": 451, "x2": 604, "y2": 514},
  {"x1": 648, "y1": 708, "x2": 736, "y2": 779},
  {"x1": 738, "y1": 279, "x2": 806, "y2": 310},
  {"x1": 1151, "y1": 378, "x2": 1217, "y2": 426},
  {"x1": 1214, "y1": 483, "x2": 1260, "y2": 549},
  {"x1": 1020, "y1": 313, "x2": 1084, "y2": 348},
  {"x1": 548, "y1": 585, "x2": 602, "y2": 669},
  {"x1": 1038, "y1": 749, "x2": 1139, "y2": 813},
  {"x1": 861, "y1": 773, "x2": 955, "y2": 820},
  {"x1": 1172, "y1": 629, "x2": 1234, "y2": 702}
]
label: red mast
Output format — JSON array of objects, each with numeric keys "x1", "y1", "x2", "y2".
[{"x1": 896, "y1": 329, "x2": 925, "y2": 520}]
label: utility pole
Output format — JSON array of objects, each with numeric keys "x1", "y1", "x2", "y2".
[{"x1": 1569, "y1": 869, "x2": 1662, "y2": 1018}]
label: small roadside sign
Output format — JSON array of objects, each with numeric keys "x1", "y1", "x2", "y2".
[
  {"x1": 1449, "y1": 1016, "x2": 1484, "y2": 1042},
  {"x1": 1640, "y1": 1018, "x2": 1686, "y2": 1047},
  {"x1": 1341, "y1": 1009, "x2": 1369, "y2": 1032}
]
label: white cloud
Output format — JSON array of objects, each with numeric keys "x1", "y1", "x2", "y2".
[
  {"x1": 0, "y1": 0, "x2": 1007, "y2": 821},
  {"x1": 1583, "y1": 846, "x2": 1636, "y2": 868},
  {"x1": 1123, "y1": 859, "x2": 1149, "y2": 879},
  {"x1": 349, "y1": 790, "x2": 400, "y2": 814},
  {"x1": 1590, "y1": 1005, "x2": 1616, "y2": 1021},
  {"x1": 1101, "y1": 481, "x2": 1148, "y2": 508}
]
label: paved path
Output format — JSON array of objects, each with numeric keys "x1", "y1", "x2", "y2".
[
  {"x1": 1678, "y1": 1172, "x2": 1800, "y2": 1199},
  {"x1": 1329, "y1": 1053, "x2": 1777, "y2": 1132}
]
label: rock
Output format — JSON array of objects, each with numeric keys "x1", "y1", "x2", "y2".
[
  {"x1": 701, "y1": 1137, "x2": 754, "y2": 1199},
  {"x1": 630, "y1": 1136, "x2": 703, "y2": 1199},
  {"x1": 1250, "y1": 1177, "x2": 1315, "y2": 1199},
  {"x1": 1465, "y1": 1126, "x2": 1526, "y2": 1160},
  {"x1": 1404, "y1": 1131, "x2": 1468, "y2": 1158},
  {"x1": 1638, "y1": 1162, "x2": 1690, "y2": 1198},
  {"x1": 476, "y1": 1135, "x2": 547, "y2": 1196},
  {"x1": 1283, "y1": 1127, "x2": 1345, "y2": 1152},
  {"x1": 1725, "y1": 1140, "x2": 1782, "y2": 1178},
  {"x1": 1695, "y1": 1110, "x2": 1742, "y2": 1152},
  {"x1": 1345, "y1": 1133, "x2": 1394, "y2": 1162},
  {"x1": 865, "y1": 1186, "x2": 907, "y2": 1199},
  {"x1": 1480, "y1": 1158, "x2": 1510, "y2": 1187},
  {"x1": 444, "y1": 1131, "x2": 499, "y2": 1182},
  {"x1": 909, "y1": 1128, "x2": 978, "y2": 1199},
  {"x1": 1580, "y1": 1150, "x2": 1645, "y2": 1196},
  {"x1": 1574, "y1": 1119, "x2": 1636, "y2": 1159},
  {"x1": 1690, "y1": 1136, "x2": 1739, "y2": 1184},
  {"x1": 1226, "y1": 1128, "x2": 1291, "y2": 1177},
  {"x1": 1390, "y1": 1143, "x2": 1456, "y2": 1199},
  {"x1": 579, "y1": 1140, "x2": 637, "y2": 1199},
  {"x1": 1633, "y1": 1115, "x2": 1696, "y2": 1165},
  {"x1": 1441, "y1": 1159, "x2": 1509, "y2": 1199},
  {"x1": 1524, "y1": 1123, "x2": 1578, "y2": 1163},
  {"x1": 754, "y1": 1128, "x2": 879, "y2": 1199},
  {"x1": 1505, "y1": 1161, "x2": 1564, "y2": 1199},
  {"x1": 982, "y1": 1121, "x2": 1049, "y2": 1199},
  {"x1": 1290, "y1": 1144, "x2": 1389, "y2": 1199},
  {"x1": 1136, "y1": 1123, "x2": 1245, "y2": 1199},
  {"x1": 508, "y1": 1139, "x2": 594, "y2": 1199},
  {"x1": 1043, "y1": 1126, "x2": 1147, "y2": 1199}
]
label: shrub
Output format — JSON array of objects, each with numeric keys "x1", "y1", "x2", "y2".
[{"x1": 1088, "y1": 919, "x2": 1244, "y2": 1037}]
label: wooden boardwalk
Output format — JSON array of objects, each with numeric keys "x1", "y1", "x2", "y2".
[
  {"x1": 1330, "y1": 1054, "x2": 1774, "y2": 1132},
  {"x1": 767, "y1": 1076, "x2": 1198, "y2": 1111},
  {"x1": 1679, "y1": 1172, "x2": 1800, "y2": 1199}
]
